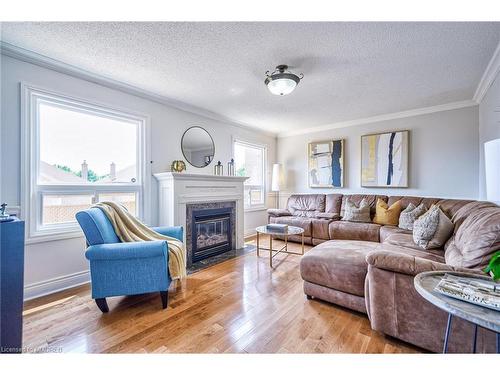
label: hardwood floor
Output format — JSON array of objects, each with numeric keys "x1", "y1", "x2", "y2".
[{"x1": 22, "y1": 240, "x2": 422, "y2": 353}]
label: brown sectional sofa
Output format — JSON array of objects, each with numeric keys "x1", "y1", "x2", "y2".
[{"x1": 267, "y1": 194, "x2": 500, "y2": 353}]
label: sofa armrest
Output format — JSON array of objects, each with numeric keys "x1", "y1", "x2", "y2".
[
  {"x1": 267, "y1": 208, "x2": 292, "y2": 217},
  {"x1": 365, "y1": 250, "x2": 481, "y2": 277},
  {"x1": 314, "y1": 212, "x2": 340, "y2": 220},
  {"x1": 151, "y1": 225, "x2": 183, "y2": 242},
  {"x1": 85, "y1": 241, "x2": 168, "y2": 261}
]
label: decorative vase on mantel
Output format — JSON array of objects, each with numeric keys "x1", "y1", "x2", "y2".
[
  {"x1": 171, "y1": 160, "x2": 186, "y2": 173},
  {"x1": 227, "y1": 159, "x2": 235, "y2": 176},
  {"x1": 214, "y1": 161, "x2": 223, "y2": 175}
]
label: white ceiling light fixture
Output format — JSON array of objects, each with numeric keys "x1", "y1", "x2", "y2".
[{"x1": 265, "y1": 65, "x2": 304, "y2": 96}]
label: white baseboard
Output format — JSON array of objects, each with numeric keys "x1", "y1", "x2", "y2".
[{"x1": 24, "y1": 270, "x2": 90, "y2": 301}]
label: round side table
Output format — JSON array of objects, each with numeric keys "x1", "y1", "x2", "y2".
[{"x1": 414, "y1": 271, "x2": 500, "y2": 353}]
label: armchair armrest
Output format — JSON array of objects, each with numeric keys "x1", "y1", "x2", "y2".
[
  {"x1": 267, "y1": 208, "x2": 292, "y2": 217},
  {"x1": 151, "y1": 225, "x2": 183, "y2": 242},
  {"x1": 314, "y1": 212, "x2": 340, "y2": 220},
  {"x1": 85, "y1": 241, "x2": 168, "y2": 261},
  {"x1": 365, "y1": 250, "x2": 481, "y2": 277}
]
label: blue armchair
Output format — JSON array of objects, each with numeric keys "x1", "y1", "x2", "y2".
[{"x1": 75, "y1": 208, "x2": 183, "y2": 313}]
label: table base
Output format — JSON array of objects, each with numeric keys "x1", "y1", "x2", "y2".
[
  {"x1": 256, "y1": 231, "x2": 304, "y2": 268},
  {"x1": 443, "y1": 313, "x2": 500, "y2": 353}
]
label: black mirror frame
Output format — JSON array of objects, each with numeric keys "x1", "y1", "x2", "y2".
[{"x1": 181, "y1": 126, "x2": 215, "y2": 168}]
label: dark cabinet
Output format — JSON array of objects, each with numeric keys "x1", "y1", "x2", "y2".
[{"x1": 0, "y1": 217, "x2": 25, "y2": 353}]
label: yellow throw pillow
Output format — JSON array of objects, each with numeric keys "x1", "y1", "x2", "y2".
[{"x1": 373, "y1": 199, "x2": 401, "y2": 226}]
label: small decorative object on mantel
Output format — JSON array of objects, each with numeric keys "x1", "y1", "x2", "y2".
[
  {"x1": 0, "y1": 203, "x2": 14, "y2": 222},
  {"x1": 214, "y1": 161, "x2": 223, "y2": 175},
  {"x1": 227, "y1": 159, "x2": 235, "y2": 176},
  {"x1": 171, "y1": 160, "x2": 186, "y2": 173}
]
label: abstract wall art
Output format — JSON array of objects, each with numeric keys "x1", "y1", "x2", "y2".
[
  {"x1": 308, "y1": 139, "x2": 344, "y2": 188},
  {"x1": 361, "y1": 130, "x2": 409, "y2": 187}
]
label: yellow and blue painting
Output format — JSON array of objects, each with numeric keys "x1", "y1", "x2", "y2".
[
  {"x1": 361, "y1": 130, "x2": 409, "y2": 187},
  {"x1": 308, "y1": 139, "x2": 344, "y2": 188}
]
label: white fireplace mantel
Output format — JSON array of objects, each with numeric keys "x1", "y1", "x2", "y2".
[{"x1": 153, "y1": 172, "x2": 249, "y2": 249}]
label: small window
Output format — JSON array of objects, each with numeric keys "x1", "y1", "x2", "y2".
[{"x1": 233, "y1": 140, "x2": 266, "y2": 209}]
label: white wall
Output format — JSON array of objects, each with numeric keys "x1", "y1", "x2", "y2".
[
  {"x1": 277, "y1": 106, "x2": 479, "y2": 204},
  {"x1": 479, "y1": 71, "x2": 500, "y2": 199},
  {"x1": 0, "y1": 55, "x2": 276, "y2": 299}
]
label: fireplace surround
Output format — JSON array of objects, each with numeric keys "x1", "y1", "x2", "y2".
[{"x1": 154, "y1": 172, "x2": 248, "y2": 268}]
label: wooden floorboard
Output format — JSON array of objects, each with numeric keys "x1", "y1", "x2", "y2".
[{"x1": 22, "y1": 240, "x2": 422, "y2": 353}]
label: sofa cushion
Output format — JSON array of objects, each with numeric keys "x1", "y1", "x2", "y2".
[
  {"x1": 398, "y1": 203, "x2": 427, "y2": 230},
  {"x1": 436, "y1": 199, "x2": 475, "y2": 219},
  {"x1": 315, "y1": 212, "x2": 340, "y2": 220},
  {"x1": 325, "y1": 194, "x2": 343, "y2": 215},
  {"x1": 287, "y1": 194, "x2": 326, "y2": 218},
  {"x1": 450, "y1": 201, "x2": 498, "y2": 229},
  {"x1": 378, "y1": 242, "x2": 445, "y2": 262},
  {"x1": 445, "y1": 205, "x2": 500, "y2": 269},
  {"x1": 329, "y1": 221, "x2": 381, "y2": 242},
  {"x1": 300, "y1": 240, "x2": 380, "y2": 296},
  {"x1": 383, "y1": 233, "x2": 444, "y2": 253},
  {"x1": 311, "y1": 218, "x2": 331, "y2": 240},
  {"x1": 300, "y1": 240, "x2": 445, "y2": 298},
  {"x1": 270, "y1": 216, "x2": 312, "y2": 236},
  {"x1": 341, "y1": 194, "x2": 388, "y2": 218},
  {"x1": 342, "y1": 198, "x2": 371, "y2": 223},
  {"x1": 373, "y1": 198, "x2": 401, "y2": 226},
  {"x1": 413, "y1": 206, "x2": 454, "y2": 249},
  {"x1": 267, "y1": 208, "x2": 292, "y2": 217},
  {"x1": 379, "y1": 225, "x2": 412, "y2": 242}
]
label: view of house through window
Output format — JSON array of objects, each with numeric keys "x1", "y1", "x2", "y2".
[
  {"x1": 39, "y1": 102, "x2": 138, "y2": 184},
  {"x1": 233, "y1": 140, "x2": 266, "y2": 208},
  {"x1": 29, "y1": 90, "x2": 143, "y2": 234}
]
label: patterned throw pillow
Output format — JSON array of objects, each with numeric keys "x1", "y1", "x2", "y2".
[
  {"x1": 413, "y1": 205, "x2": 454, "y2": 249},
  {"x1": 342, "y1": 198, "x2": 371, "y2": 223},
  {"x1": 399, "y1": 203, "x2": 427, "y2": 230},
  {"x1": 373, "y1": 198, "x2": 401, "y2": 226}
]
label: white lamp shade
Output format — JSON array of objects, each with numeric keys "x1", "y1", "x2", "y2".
[
  {"x1": 484, "y1": 138, "x2": 500, "y2": 202},
  {"x1": 271, "y1": 163, "x2": 282, "y2": 191},
  {"x1": 267, "y1": 78, "x2": 297, "y2": 96}
]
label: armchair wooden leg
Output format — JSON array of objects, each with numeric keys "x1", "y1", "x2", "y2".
[
  {"x1": 95, "y1": 298, "x2": 109, "y2": 313},
  {"x1": 160, "y1": 291, "x2": 168, "y2": 309}
]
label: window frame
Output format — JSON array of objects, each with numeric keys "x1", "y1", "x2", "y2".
[
  {"x1": 232, "y1": 138, "x2": 267, "y2": 211},
  {"x1": 21, "y1": 83, "x2": 151, "y2": 243}
]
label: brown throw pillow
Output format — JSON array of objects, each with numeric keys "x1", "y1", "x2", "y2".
[
  {"x1": 342, "y1": 198, "x2": 371, "y2": 223},
  {"x1": 373, "y1": 198, "x2": 401, "y2": 226},
  {"x1": 413, "y1": 205, "x2": 454, "y2": 249}
]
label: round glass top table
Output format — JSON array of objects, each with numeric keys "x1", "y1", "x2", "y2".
[
  {"x1": 414, "y1": 271, "x2": 500, "y2": 353},
  {"x1": 255, "y1": 225, "x2": 305, "y2": 268}
]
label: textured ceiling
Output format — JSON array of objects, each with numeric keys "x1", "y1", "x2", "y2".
[{"x1": 2, "y1": 22, "x2": 500, "y2": 134}]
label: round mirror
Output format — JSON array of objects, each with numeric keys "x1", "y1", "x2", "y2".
[{"x1": 181, "y1": 126, "x2": 215, "y2": 168}]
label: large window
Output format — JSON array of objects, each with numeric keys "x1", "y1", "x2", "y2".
[
  {"x1": 233, "y1": 140, "x2": 266, "y2": 209},
  {"x1": 23, "y1": 85, "x2": 149, "y2": 242}
]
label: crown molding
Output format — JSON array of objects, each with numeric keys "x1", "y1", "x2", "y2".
[
  {"x1": 278, "y1": 100, "x2": 477, "y2": 138},
  {"x1": 473, "y1": 41, "x2": 500, "y2": 103},
  {"x1": 0, "y1": 41, "x2": 277, "y2": 138}
]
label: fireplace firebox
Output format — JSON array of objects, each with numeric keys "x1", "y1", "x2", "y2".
[{"x1": 191, "y1": 207, "x2": 233, "y2": 262}]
